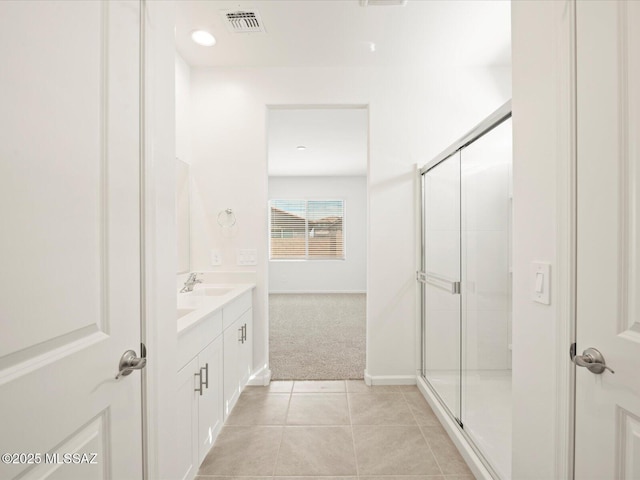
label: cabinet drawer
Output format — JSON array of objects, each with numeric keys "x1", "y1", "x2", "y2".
[
  {"x1": 177, "y1": 309, "x2": 223, "y2": 370},
  {"x1": 222, "y1": 290, "x2": 252, "y2": 330}
]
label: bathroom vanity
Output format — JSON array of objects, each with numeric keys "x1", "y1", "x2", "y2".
[{"x1": 175, "y1": 283, "x2": 255, "y2": 480}]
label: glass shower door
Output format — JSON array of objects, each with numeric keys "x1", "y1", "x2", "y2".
[
  {"x1": 422, "y1": 151, "x2": 461, "y2": 421},
  {"x1": 460, "y1": 118, "x2": 513, "y2": 479},
  {"x1": 420, "y1": 103, "x2": 512, "y2": 479}
]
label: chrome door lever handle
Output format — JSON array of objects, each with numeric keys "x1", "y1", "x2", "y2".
[
  {"x1": 572, "y1": 347, "x2": 614, "y2": 374},
  {"x1": 116, "y1": 350, "x2": 147, "y2": 379}
]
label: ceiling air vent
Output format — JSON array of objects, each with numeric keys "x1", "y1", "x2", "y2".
[
  {"x1": 359, "y1": 0, "x2": 407, "y2": 5},
  {"x1": 221, "y1": 9, "x2": 266, "y2": 33}
]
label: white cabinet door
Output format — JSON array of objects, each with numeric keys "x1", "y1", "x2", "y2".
[
  {"x1": 575, "y1": 1, "x2": 640, "y2": 478},
  {"x1": 0, "y1": 2, "x2": 143, "y2": 479},
  {"x1": 223, "y1": 318, "x2": 243, "y2": 418},
  {"x1": 176, "y1": 358, "x2": 199, "y2": 480},
  {"x1": 238, "y1": 309, "x2": 253, "y2": 390},
  {"x1": 198, "y1": 336, "x2": 224, "y2": 464}
]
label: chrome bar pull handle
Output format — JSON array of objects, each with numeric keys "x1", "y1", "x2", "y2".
[
  {"x1": 116, "y1": 350, "x2": 147, "y2": 379},
  {"x1": 572, "y1": 347, "x2": 615, "y2": 374},
  {"x1": 194, "y1": 371, "x2": 203, "y2": 395},
  {"x1": 201, "y1": 363, "x2": 209, "y2": 389},
  {"x1": 242, "y1": 324, "x2": 247, "y2": 342}
]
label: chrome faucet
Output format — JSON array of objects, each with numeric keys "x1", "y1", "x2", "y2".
[{"x1": 180, "y1": 272, "x2": 202, "y2": 293}]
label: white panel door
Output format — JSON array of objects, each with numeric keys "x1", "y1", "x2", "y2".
[
  {"x1": 575, "y1": 1, "x2": 640, "y2": 478},
  {"x1": 0, "y1": 1, "x2": 143, "y2": 479}
]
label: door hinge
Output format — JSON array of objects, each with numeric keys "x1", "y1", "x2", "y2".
[
  {"x1": 569, "y1": 342, "x2": 576, "y2": 361},
  {"x1": 416, "y1": 271, "x2": 426, "y2": 283}
]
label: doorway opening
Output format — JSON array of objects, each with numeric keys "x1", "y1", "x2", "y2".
[{"x1": 267, "y1": 106, "x2": 369, "y2": 380}]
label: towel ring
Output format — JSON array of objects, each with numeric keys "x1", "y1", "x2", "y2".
[{"x1": 217, "y1": 208, "x2": 236, "y2": 227}]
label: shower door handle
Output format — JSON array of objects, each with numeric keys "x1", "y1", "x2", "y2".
[{"x1": 417, "y1": 271, "x2": 460, "y2": 294}]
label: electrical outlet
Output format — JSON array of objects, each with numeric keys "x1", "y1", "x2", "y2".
[
  {"x1": 211, "y1": 249, "x2": 222, "y2": 266},
  {"x1": 236, "y1": 249, "x2": 257, "y2": 266}
]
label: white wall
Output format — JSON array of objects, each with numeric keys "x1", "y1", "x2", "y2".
[
  {"x1": 268, "y1": 176, "x2": 367, "y2": 293},
  {"x1": 146, "y1": 2, "x2": 179, "y2": 478},
  {"x1": 189, "y1": 65, "x2": 511, "y2": 382},
  {"x1": 511, "y1": 1, "x2": 571, "y2": 478}
]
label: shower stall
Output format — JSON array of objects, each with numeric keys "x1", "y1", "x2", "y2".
[{"x1": 418, "y1": 102, "x2": 512, "y2": 479}]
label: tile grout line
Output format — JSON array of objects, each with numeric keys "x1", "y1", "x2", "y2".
[
  {"x1": 197, "y1": 476, "x2": 453, "y2": 478},
  {"x1": 197, "y1": 476, "x2": 452, "y2": 479},
  {"x1": 345, "y1": 382, "x2": 360, "y2": 478},
  {"x1": 271, "y1": 386, "x2": 293, "y2": 477},
  {"x1": 403, "y1": 389, "x2": 444, "y2": 477}
]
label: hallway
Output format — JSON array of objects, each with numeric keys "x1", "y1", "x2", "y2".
[{"x1": 197, "y1": 381, "x2": 473, "y2": 479}]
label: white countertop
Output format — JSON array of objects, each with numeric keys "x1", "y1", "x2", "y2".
[{"x1": 176, "y1": 283, "x2": 255, "y2": 335}]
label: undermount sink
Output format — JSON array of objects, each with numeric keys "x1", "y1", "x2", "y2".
[
  {"x1": 191, "y1": 287, "x2": 234, "y2": 297},
  {"x1": 177, "y1": 308, "x2": 196, "y2": 320}
]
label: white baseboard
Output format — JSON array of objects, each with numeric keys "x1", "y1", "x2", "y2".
[
  {"x1": 247, "y1": 365, "x2": 272, "y2": 386},
  {"x1": 363, "y1": 369, "x2": 417, "y2": 386},
  {"x1": 417, "y1": 376, "x2": 493, "y2": 480}
]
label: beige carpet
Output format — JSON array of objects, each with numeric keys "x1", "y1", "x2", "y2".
[{"x1": 269, "y1": 293, "x2": 366, "y2": 380}]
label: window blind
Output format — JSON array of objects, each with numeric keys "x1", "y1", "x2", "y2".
[{"x1": 269, "y1": 199, "x2": 345, "y2": 260}]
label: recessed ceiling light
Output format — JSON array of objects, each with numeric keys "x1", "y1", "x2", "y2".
[
  {"x1": 296, "y1": 146, "x2": 307, "y2": 151},
  {"x1": 191, "y1": 30, "x2": 216, "y2": 47},
  {"x1": 369, "y1": 42, "x2": 376, "y2": 53}
]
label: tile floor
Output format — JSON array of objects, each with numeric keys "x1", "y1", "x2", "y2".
[{"x1": 197, "y1": 380, "x2": 474, "y2": 480}]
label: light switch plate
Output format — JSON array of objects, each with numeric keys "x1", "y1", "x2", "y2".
[
  {"x1": 236, "y1": 249, "x2": 257, "y2": 266},
  {"x1": 532, "y1": 262, "x2": 551, "y2": 305}
]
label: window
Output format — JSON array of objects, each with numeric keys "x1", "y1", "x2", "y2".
[{"x1": 269, "y1": 199, "x2": 345, "y2": 260}]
